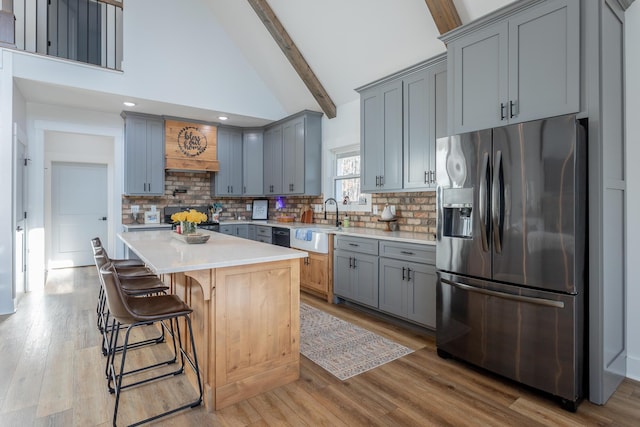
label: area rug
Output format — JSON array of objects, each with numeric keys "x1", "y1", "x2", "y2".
[{"x1": 300, "y1": 303, "x2": 414, "y2": 380}]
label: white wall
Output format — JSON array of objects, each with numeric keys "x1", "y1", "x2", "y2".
[
  {"x1": 321, "y1": 99, "x2": 360, "y2": 197},
  {"x1": 11, "y1": 0, "x2": 287, "y2": 122},
  {"x1": 26, "y1": 104, "x2": 124, "y2": 290},
  {"x1": 625, "y1": 1, "x2": 640, "y2": 381},
  {"x1": 0, "y1": 50, "x2": 15, "y2": 313}
]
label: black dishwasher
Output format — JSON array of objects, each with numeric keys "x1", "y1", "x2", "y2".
[{"x1": 271, "y1": 227, "x2": 290, "y2": 247}]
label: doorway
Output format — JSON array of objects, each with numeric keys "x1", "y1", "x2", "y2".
[
  {"x1": 14, "y1": 133, "x2": 27, "y2": 294},
  {"x1": 50, "y1": 162, "x2": 108, "y2": 268}
]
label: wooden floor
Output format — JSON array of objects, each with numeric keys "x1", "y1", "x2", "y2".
[{"x1": 1, "y1": 267, "x2": 639, "y2": 426}]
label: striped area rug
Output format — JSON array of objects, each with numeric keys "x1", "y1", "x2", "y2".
[{"x1": 300, "y1": 303, "x2": 414, "y2": 380}]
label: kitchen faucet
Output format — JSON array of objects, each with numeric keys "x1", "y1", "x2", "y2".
[{"x1": 324, "y1": 198, "x2": 340, "y2": 228}]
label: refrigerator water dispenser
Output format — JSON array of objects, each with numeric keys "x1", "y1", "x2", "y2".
[{"x1": 442, "y1": 188, "x2": 474, "y2": 238}]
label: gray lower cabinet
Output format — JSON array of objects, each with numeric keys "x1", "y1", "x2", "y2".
[
  {"x1": 378, "y1": 258, "x2": 436, "y2": 328},
  {"x1": 247, "y1": 224, "x2": 256, "y2": 241},
  {"x1": 263, "y1": 111, "x2": 322, "y2": 196},
  {"x1": 333, "y1": 235, "x2": 379, "y2": 308},
  {"x1": 379, "y1": 240, "x2": 436, "y2": 328},
  {"x1": 334, "y1": 249, "x2": 379, "y2": 309},
  {"x1": 219, "y1": 224, "x2": 249, "y2": 238},
  {"x1": 122, "y1": 112, "x2": 165, "y2": 196},
  {"x1": 213, "y1": 127, "x2": 243, "y2": 196},
  {"x1": 242, "y1": 131, "x2": 264, "y2": 196},
  {"x1": 445, "y1": 0, "x2": 579, "y2": 133},
  {"x1": 334, "y1": 235, "x2": 436, "y2": 328},
  {"x1": 254, "y1": 225, "x2": 272, "y2": 243}
]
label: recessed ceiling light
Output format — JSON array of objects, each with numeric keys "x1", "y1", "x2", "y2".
[
  {"x1": 218, "y1": 116, "x2": 229, "y2": 121},
  {"x1": 123, "y1": 101, "x2": 136, "y2": 107}
]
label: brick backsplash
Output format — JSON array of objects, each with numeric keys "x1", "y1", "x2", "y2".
[{"x1": 122, "y1": 173, "x2": 436, "y2": 235}]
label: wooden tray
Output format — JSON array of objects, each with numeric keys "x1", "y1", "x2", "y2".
[{"x1": 171, "y1": 232, "x2": 210, "y2": 244}]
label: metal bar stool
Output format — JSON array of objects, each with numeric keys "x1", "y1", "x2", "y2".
[
  {"x1": 93, "y1": 252, "x2": 169, "y2": 357},
  {"x1": 100, "y1": 262, "x2": 202, "y2": 426}
]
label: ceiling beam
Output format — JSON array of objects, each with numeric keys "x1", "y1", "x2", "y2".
[
  {"x1": 617, "y1": 0, "x2": 635, "y2": 10},
  {"x1": 247, "y1": 0, "x2": 337, "y2": 119},
  {"x1": 424, "y1": 0, "x2": 462, "y2": 35}
]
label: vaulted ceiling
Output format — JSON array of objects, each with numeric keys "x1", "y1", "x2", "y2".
[
  {"x1": 207, "y1": 0, "x2": 516, "y2": 120},
  {"x1": 15, "y1": 0, "x2": 522, "y2": 125}
]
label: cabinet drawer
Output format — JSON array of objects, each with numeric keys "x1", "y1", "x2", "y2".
[
  {"x1": 219, "y1": 225, "x2": 234, "y2": 235},
  {"x1": 379, "y1": 241, "x2": 435, "y2": 264},
  {"x1": 256, "y1": 226, "x2": 271, "y2": 237},
  {"x1": 335, "y1": 236, "x2": 378, "y2": 255}
]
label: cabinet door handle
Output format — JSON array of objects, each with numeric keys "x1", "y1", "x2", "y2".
[
  {"x1": 375, "y1": 176, "x2": 379, "y2": 187},
  {"x1": 353, "y1": 258, "x2": 357, "y2": 268},
  {"x1": 348, "y1": 243, "x2": 359, "y2": 247},
  {"x1": 424, "y1": 171, "x2": 428, "y2": 184},
  {"x1": 380, "y1": 175, "x2": 384, "y2": 186},
  {"x1": 510, "y1": 100, "x2": 516, "y2": 118},
  {"x1": 402, "y1": 267, "x2": 406, "y2": 281},
  {"x1": 500, "y1": 102, "x2": 506, "y2": 120},
  {"x1": 244, "y1": 186, "x2": 246, "y2": 193},
  {"x1": 407, "y1": 268, "x2": 412, "y2": 281},
  {"x1": 400, "y1": 250, "x2": 414, "y2": 255},
  {"x1": 349, "y1": 257, "x2": 353, "y2": 268}
]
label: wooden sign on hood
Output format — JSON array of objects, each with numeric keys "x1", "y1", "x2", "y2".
[{"x1": 165, "y1": 119, "x2": 219, "y2": 171}]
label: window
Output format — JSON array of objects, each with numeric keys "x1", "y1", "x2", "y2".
[{"x1": 331, "y1": 146, "x2": 371, "y2": 212}]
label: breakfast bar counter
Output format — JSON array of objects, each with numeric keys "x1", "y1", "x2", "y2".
[{"x1": 118, "y1": 230, "x2": 306, "y2": 410}]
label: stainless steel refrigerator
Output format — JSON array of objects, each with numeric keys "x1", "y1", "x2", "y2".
[{"x1": 435, "y1": 114, "x2": 586, "y2": 410}]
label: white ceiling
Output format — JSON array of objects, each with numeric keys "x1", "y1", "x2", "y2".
[{"x1": 15, "y1": 0, "x2": 515, "y2": 126}]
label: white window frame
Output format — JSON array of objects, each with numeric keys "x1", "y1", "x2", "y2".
[{"x1": 331, "y1": 144, "x2": 371, "y2": 213}]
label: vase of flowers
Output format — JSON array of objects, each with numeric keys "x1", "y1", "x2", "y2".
[{"x1": 171, "y1": 209, "x2": 208, "y2": 235}]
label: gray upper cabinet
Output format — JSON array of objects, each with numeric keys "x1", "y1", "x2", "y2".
[
  {"x1": 282, "y1": 117, "x2": 305, "y2": 194},
  {"x1": 263, "y1": 126, "x2": 283, "y2": 195},
  {"x1": 361, "y1": 79, "x2": 403, "y2": 192},
  {"x1": 122, "y1": 112, "x2": 165, "y2": 196},
  {"x1": 263, "y1": 111, "x2": 322, "y2": 196},
  {"x1": 445, "y1": 0, "x2": 580, "y2": 133},
  {"x1": 213, "y1": 127, "x2": 243, "y2": 196},
  {"x1": 359, "y1": 54, "x2": 446, "y2": 192},
  {"x1": 403, "y1": 61, "x2": 447, "y2": 190},
  {"x1": 242, "y1": 131, "x2": 264, "y2": 196}
]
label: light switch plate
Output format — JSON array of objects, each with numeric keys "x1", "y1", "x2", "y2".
[
  {"x1": 131, "y1": 205, "x2": 139, "y2": 213},
  {"x1": 246, "y1": 204, "x2": 252, "y2": 211},
  {"x1": 373, "y1": 205, "x2": 378, "y2": 215}
]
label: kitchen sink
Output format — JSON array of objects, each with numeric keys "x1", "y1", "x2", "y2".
[{"x1": 290, "y1": 228, "x2": 334, "y2": 253}]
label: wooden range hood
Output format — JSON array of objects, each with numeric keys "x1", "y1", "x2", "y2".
[{"x1": 165, "y1": 119, "x2": 219, "y2": 172}]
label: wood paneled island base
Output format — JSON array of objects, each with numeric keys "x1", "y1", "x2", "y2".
[
  {"x1": 118, "y1": 230, "x2": 305, "y2": 411},
  {"x1": 168, "y1": 260, "x2": 300, "y2": 410}
]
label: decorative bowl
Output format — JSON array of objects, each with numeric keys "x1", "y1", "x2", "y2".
[{"x1": 172, "y1": 232, "x2": 210, "y2": 244}]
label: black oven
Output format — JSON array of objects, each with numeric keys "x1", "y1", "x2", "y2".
[{"x1": 271, "y1": 227, "x2": 290, "y2": 247}]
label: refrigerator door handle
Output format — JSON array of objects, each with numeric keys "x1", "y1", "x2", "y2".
[
  {"x1": 479, "y1": 152, "x2": 490, "y2": 252},
  {"x1": 441, "y1": 278, "x2": 565, "y2": 309},
  {"x1": 492, "y1": 150, "x2": 503, "y2": 254}
]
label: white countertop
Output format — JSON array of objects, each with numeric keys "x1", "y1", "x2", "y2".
[
  {"x1": 219, "y1": 220, "x2": 436, "y2": 245},
  {"x1": 334, "y1": 228, "x2": 436, "y2": 245},
  {"x1": 122, "y1": 223, "x2": 172, "y2": 230},
  {"x1": 118, "y1": 230, "x2": 307, "y2": 274}
]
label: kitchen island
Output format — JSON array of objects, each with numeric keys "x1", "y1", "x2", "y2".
[{"x1": 118, "y1": 229, "x2": 306, "y2": 410}]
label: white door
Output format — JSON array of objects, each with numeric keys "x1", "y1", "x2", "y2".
[
  {"x1": 51, "y1": 162, "x2": 108, "y2": 268},
  {"x1": 14, "y1": 136, "x2": 27, "y2": 294}
]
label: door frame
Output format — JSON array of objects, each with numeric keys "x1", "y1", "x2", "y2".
[
  {"x1": 29, "y1": 119, "x2": 122, "y2": 291},
  {"x1": 13, "y1": 124, "x2": 28, "y2": 293}
]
